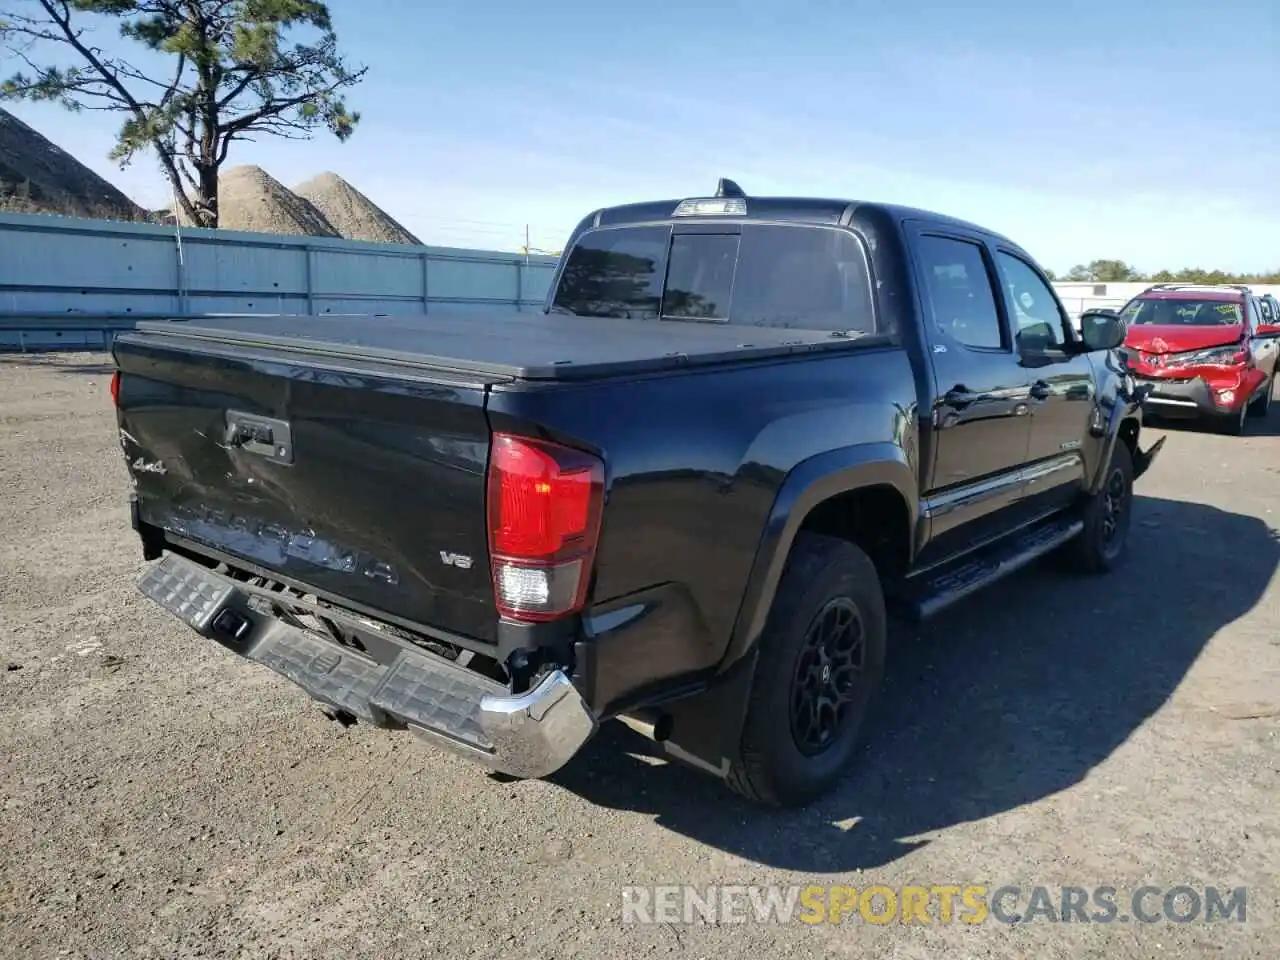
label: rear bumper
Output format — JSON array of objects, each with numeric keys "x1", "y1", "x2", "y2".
[{"x1": 137, "y1": 554, "x2": 597, "y2": 779}]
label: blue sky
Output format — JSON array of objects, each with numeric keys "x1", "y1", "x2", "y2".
[{"x1": 6, "y1": 0, "x2": 1278, "y2": 271}]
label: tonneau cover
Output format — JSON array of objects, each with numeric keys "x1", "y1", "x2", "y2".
[{"x1": 131, "y1": 311, "x2": 864, "y2": 381}]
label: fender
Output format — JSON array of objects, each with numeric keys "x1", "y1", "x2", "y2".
[
  {"x1": 722, "y1": 441, "x2": 919, "y2": 673},
  {"x1": 1085, "y1": 396, "x2": 1142, "y2": 494}
]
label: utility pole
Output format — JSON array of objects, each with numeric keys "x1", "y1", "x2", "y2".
[{"x1": 170, "y1": 181, "x2": 188, "y2": 315}]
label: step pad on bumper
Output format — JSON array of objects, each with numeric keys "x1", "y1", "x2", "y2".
[
  {"x1": 137, "y1": 554, "x2": 596, "y2": 776},
  {"x1": 372, "y1": 650, "x2": 504, "y2": 749},
  {"x1": 254, "y1": 625, "x2": 392, "y2": 728}
]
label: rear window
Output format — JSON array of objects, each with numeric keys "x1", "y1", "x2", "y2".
[
  {"x1": 1120, "y1": 297, "x2": 1243, "y2": 326},
  {"x1": 550, "y1": 226, "x2": 668, "y2": 319},
  {"x1": 551, "y1": 223, "x2": 880, "y2": 334}
]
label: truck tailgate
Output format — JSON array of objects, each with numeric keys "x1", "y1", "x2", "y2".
[{"x1": 113, "y1": 330, "x2": 504, "y2": 645}]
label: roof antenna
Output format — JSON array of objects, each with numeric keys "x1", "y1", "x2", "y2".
[{"x1": 715, "y1": 177, "x2": 746, "y2": 198}]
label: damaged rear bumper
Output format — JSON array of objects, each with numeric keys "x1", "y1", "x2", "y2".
[{"x1": 137, "y1": 554, "x2": 597, "y2": 780}]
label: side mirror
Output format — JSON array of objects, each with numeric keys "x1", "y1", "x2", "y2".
[{"x1": 1079, "y1": 308, "x2": 1126, "y2": 352}]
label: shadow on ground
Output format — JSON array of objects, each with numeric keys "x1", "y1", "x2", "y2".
[{"x1": 549, "y1": 494, "x2": 1279, "y2": 872}]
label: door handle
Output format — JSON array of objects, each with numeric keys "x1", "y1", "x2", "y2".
[
  {"x1": 1030, "y1": 380, "x2": 1051, "y2": 400},
  {"x1": 944, "y1": 388, "x2": 985, "y2": 406},
  {"x1": 224, "y1": 410, "x2": 294, "y2": 465},
  {"x1": 228, "y1": 422, "x2": 273, "y2": 447}
]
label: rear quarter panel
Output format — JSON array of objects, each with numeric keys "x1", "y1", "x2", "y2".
[{"x1": 485, "y1": 345, "x2": 920, "y2": 691}]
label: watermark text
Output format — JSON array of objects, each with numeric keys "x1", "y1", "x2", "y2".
[{"x1": 621, "y1": 884, "x2": 1248, "y2": 926}]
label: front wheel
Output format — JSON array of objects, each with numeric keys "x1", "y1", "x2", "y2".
[
  {"x1": 1248, "y1": 378, "x2": 1273, "y2": 419},
  {"x1": 726, "y1": 533, "x2": 887, "y2": 808},
  {"x1": 1217, "y1": 399, "x2": 1249, "y2": 435},
  {"x1": 1064, "y1": 441, "x2": 1134, "y2": 574}
]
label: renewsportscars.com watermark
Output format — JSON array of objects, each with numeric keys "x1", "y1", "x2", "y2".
[{"x1": 621, "y1": 884, "x2": 1248, "y2": 926}]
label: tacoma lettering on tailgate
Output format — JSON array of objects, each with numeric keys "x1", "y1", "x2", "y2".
[{"x1": 162, "y1": 502, "x2": 400, "y2": 585}]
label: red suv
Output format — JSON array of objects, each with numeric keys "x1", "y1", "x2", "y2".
[{"x1": 1118, "y1": 284, "x2": 1280, "y2": 434}]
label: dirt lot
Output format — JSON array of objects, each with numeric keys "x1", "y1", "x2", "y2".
[{"x1": 1, "y1": 352, "x2": 1276, "y2": 960}]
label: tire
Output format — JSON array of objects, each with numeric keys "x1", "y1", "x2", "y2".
[
  {"x1": 1218, "y1": 401, "x2": 1248, "y2": 435},
  {"x1": 1248, "y1": 378, "x2": 1273, "y2": 419},
  {"x1": 1064, "y1": 441, "x2": 1134, "y2": 574},
  {"x1": 725, "y1": 533, "x2": 887, "y2": 808}
]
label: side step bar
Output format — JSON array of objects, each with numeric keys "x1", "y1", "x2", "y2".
[
  {"x1": 890, "y1": 516, "x2": 1084, "y2": 622},
  {"x1": 137, "y1": 554, "x2": 597, "y2": 779}
]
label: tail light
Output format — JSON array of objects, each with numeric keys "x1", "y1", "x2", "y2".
[
  {"x1": 486, "y1": 432, "x2": 605, "y2": 622},
  {"x1": 110, "y1": 370, "x2": 121, "y2": 407}
]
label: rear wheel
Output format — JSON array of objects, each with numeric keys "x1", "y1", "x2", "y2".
[{"x1": 726, "y1": 533, "x2": 887, "y2": 808}]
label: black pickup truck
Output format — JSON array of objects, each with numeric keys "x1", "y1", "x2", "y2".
[{"x1": 111, "y1": 180, "x2": 1164, "y2": 808}]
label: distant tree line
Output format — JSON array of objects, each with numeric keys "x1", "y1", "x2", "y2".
[{"x1": 1044, "y1": 259, "x2": 1280, "y2": 285}]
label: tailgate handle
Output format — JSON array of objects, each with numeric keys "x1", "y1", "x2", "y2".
[{"x1": 224, "y1": 411, "x2": 294, "y2": 465}]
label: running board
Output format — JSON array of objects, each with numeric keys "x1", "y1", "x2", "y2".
[{"x1": 890, "y1": 516, "x2": 1084, "y2": 622}]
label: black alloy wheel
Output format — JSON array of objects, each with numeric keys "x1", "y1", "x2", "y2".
[
  {"x1": 1099, "y1": 463, "x2": 1130, "y2": 560},
  {"x1": 789, "y1": 597, "x2": 867, "y2": 756}
]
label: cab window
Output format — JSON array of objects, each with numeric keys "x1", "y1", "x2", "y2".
[
  {"x1": 916, "y1": 235, "x2": 1005, "y2": 350},
  {"x1": 995, "y1": 252, "x2": 1066, "y2": 351}
]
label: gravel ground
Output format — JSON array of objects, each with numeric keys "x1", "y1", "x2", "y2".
[{"x1": 1, "y1": 352, "x2": 1276, "y2": 960}]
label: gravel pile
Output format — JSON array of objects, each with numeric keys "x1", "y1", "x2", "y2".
[
  {"x1": 209, "y1": 164, "x2": 340, "y2": 237},
  {"x1": 0, "y1": 107, "x2": 148, "y2": 221},
  {"x1": 1, "y1": 109, "x2": 421, "y2": 243},
  {"x1": 293, "y1": 171, "x2": 421, "y2": 245}
]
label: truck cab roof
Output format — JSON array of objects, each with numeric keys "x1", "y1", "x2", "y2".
[{"x1": 576, "y1": 191, "x2": 1021, "y2": 250}]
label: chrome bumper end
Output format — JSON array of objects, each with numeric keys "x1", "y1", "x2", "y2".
[{"x1": 477, "y1": 670, "x2": 599, "y2": 780}]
